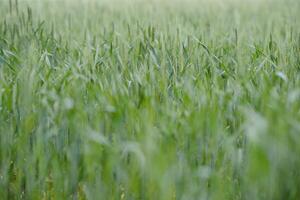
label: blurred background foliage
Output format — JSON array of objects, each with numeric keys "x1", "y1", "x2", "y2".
[{"x1": 0, "y1": 0, "x2": 300, "y2": 199}]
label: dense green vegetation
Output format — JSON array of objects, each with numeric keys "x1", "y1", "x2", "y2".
[{"x1": 1, "y1": 0, "x2": 300, "y2": 199}]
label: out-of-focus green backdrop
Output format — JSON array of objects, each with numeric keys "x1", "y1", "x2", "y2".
[{"x1": 0, "y1": 0, "x2": 300, "y2": 199}]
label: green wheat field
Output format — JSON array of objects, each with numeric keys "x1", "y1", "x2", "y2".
[{"x1": 1, "y1": 0, "x2": 300, "y2": 199}]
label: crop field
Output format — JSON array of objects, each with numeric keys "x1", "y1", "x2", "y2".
[{"x1": 0, "y1": 0, "x2": 300, "y2": 199}]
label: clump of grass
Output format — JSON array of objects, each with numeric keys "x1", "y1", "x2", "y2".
[{"x1": 0, "y1": 0, "x2": 300, "y2": 199}]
